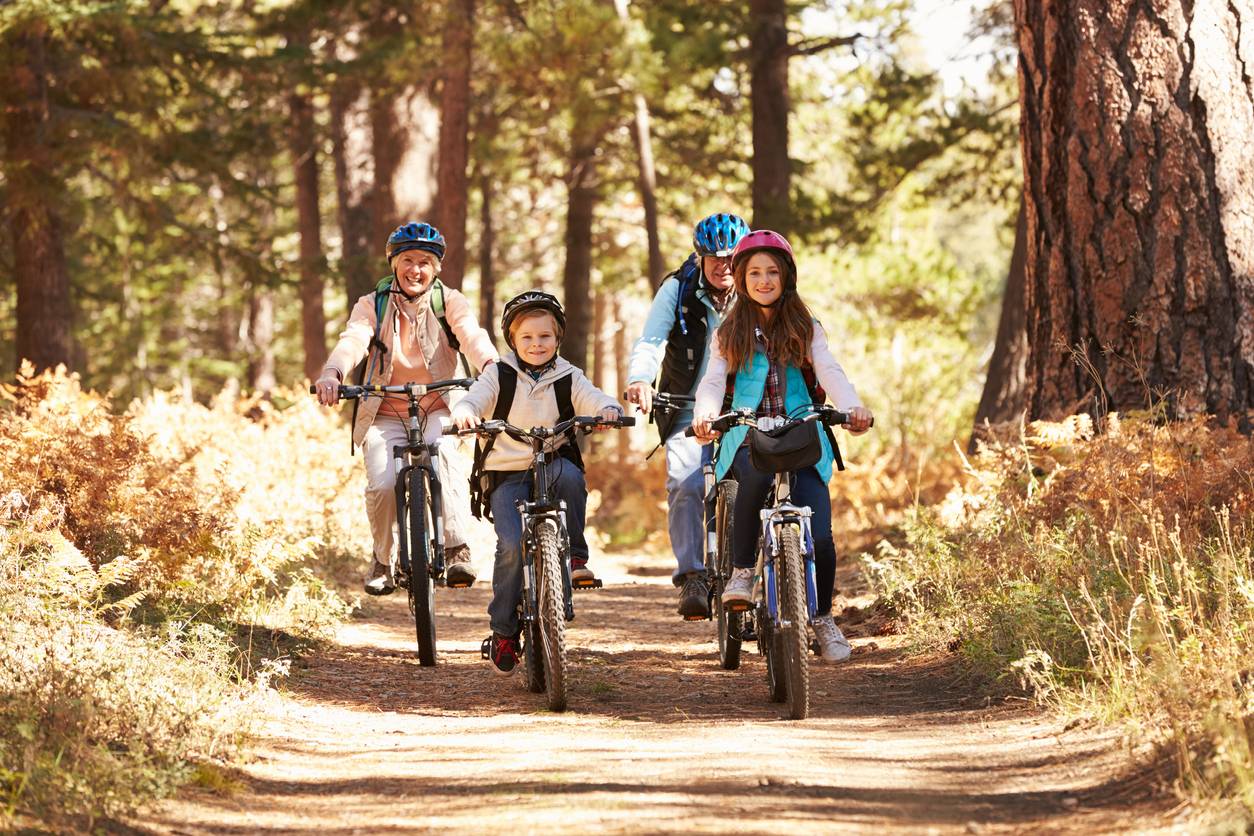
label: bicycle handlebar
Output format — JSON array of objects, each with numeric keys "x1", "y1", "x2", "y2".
[
  {"x1": 444, "y1": 414, "x2": 636, "y2": 440},
  {"x1": 310, "y1": 377, "x2": 475, "y2": 399},
  {"x1": 683, "y1": 405, "x2": 873, "y2": 438}
]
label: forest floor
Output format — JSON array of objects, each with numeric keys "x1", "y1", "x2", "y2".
[{"x1": 124, "y1": 550, "x2": 1186, "y2": 835}]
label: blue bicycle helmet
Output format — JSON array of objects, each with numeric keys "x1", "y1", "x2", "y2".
[
  {"x1": 386, "y1": 221, "x2": 446, "y2": 262},
  {"x1": 692, "y1": 213, "x2": 750, "y2": 258}
]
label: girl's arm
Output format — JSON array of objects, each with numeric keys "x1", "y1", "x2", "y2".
[
  {"x1": 691, "y1": 332, "x2": 730, "y2": 439},
  {"x1": 811, "y1": 323, "x2": 872, "y2": 433},
  {"x1": 450, "y1": 364, "x2": 501, "y2": 429}
]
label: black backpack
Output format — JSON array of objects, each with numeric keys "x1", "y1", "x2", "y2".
[{"x1": 468, "y1": 363, "x2": 584, "y2": 520}]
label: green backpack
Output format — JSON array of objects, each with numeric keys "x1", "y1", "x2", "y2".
[{"x1": 346, "y1": 276, "x2": 468, "y2": 454}]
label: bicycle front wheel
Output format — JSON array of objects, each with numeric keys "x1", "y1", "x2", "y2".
[
  {"x1": 713, "y1": 480, "x2": 742, "y2": 671},
  {"x1": 407, "y1": 468, "x2": 438, "y2": 666},
  {"x1": 535, "y1": 520, "x2": 568, "y2": 712},
  {"x1": 778, "y1": 523, "x2": 810, "y2": 719}
]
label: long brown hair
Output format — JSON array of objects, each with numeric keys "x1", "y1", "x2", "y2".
[{"x1": 717, "y1": 250, "x2": 815, "y2": 372}]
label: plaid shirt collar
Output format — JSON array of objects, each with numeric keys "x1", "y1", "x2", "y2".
[{"x1": 753, "y1": 327, "x2": 787, "y2": 418}]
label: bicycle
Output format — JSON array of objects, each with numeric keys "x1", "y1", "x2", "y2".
[
  {"x1": 310, "y1": 377, "x2": 473, "y2": 667},
  {"x1": 448, "y1": 412, "x2": 634, "y2": 711},
  {"x1": 687, "y1": 404, "x2": 864, "y2": 719}
]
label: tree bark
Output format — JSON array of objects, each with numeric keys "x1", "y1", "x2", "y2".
[
  {"x1": 562, "y1": 142, "x2": 598, "y2": 370},
  {"x1": 289, "y1": 76, "x2": 327, "y2": 382},
  {"x1": 971, "y1": 199, "x2": 1029, "y2": 444},
  {"x1": 370, "y1": 88, "x2": 403, "y2": 251},
  {"x1": 1016, "y1": 0, "x2": 1254, "y2": 424},
  {"x1": 613, "y1": 0, "x2": 663, "y2": 285},
  {"x1": 592, "y1": 291, "x2": 606, "y2": 390},
  {"x1": 434, "y1": 0, "x2": 475, "y2": 290},
  {"x1": 748, "y1": 0, "x2": 792, "y2": 235},
  {"x1": 245, "y1": 284, "x2": 277, "y2": 395},
  {"x1": 330, "y1": 59, "x2": 376, "y2": 311},
  {"x1": 4, "y1": 26, "x2": 72, "y2": 373},
  {"x1": 478, "y1": 171, "x2": 498, "y2": 345}
]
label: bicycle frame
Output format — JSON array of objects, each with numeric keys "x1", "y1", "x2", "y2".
[{"x1": 757, "y1": 472, "x2": 819, "y2": 630}]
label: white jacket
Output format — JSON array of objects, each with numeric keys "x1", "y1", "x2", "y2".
[{"x1": 452, "y1": 352, "x2": 622, "y2": 472}]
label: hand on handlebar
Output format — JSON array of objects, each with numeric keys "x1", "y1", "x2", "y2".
[
  {"x1": 625, "y1": 381, "x2": 654, "y2": 415},
  {"x1": 313, "y1": 372, "x2": 342, "y2": 406},
  {"x1": 690, "y1": 411, "x2": 720, "y2": 444},
  {"x1": 453, "y1": 412, "x2": 482, "y2": 432},
  {"x1": 589, "y1": 406, "x2": 625, "y2": 432},
  {"x1": 844, "y1": 406, "x2": 873, "y2": 435}
]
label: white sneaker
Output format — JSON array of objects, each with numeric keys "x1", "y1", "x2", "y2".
[
  {"x1": 721, "y1": 567, "x2": 755, "y2": 608},
  {"x1": 810, "y1": 615, "x2": 852, "y2": 662},
  {"x1": 363, "y1": 559, "x2": 395, "y2": 596}
]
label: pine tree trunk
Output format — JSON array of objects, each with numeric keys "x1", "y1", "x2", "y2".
[
  {"x1": 330, "y1": 62, "x2": 376, "y2": 311},
  {"x1": 748, "y1": 0, "x2": 791, "y2": 235},
  {"x1": 370, "y1": 89, "x2": 402, "y2": 250},
  {"x1": 290, "y1": 81, "x2": 327, "y2": 382},
  {"x1": 246, "y1": 286, "x2": 277, "y2": 395},
  {"x1": 592, "y1": 291, "x2": 606, "y2": 391},
  {"x1": 1016, "y1": 0, "x2": 1254, "y2": 424},
  {"x1": 434, "y1": 0, "x2": 475, "y2": 290},
  {"x1": 613, "y1": 297, "x2": 630, "y2": 461},
  {"x1": 562, "y1": 143, "x2": 598, "y2": 370},
  {"x1": 613, "y1": 0, "x2": 663, "y2": 285},
  {"x1": 971, "y1": 199, "x2": 1028, "y2": 444},
  {"x1": 478, "y1": 172, "x2": 498, "y2": 345},
  {"x1": 4, "y1": 26, "x2": 72, "y2": 373}
]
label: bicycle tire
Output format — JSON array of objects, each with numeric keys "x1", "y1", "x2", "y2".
[
  {"x1": 535, "y1": 520, "x2": 568, "y2": 712},
  {"x1": 523, "y1": 616, "x2": 545, "y2": 694},
  {"x1": 713, "y1": 480, "x2": 742, "y2": 671},
  {"x1": 763, "y1": 605, "x2": 787, "y2": 703},
  {"x1": 408, "y1": 468, "x2": 438, "y2": 666},
  {"x1": 778, "y1": 523, "x2": 810, "y2": 719}
]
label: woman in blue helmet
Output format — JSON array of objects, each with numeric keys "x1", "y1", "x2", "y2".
[
  {"x1": 624, "y1": 212, "x2": 750, "y2": 619},
  {"x1": 314, "y1": 222, "x2": 499, "y2": 596}
]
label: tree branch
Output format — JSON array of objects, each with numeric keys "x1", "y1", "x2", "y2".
[{"x1": 788, "y1": 33, "x2": 862, "y2": 57}]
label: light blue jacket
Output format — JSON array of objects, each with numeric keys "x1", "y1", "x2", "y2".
[
  {"x1": 714, "y1": 351, "x2": 837, "y2": 482},
  {"x1": 626, "y1": 274, "x2": 723, "y2": 405}
]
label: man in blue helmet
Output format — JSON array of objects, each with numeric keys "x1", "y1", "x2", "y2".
[
  {"x1": 625, "y1": 212, "x2": 749, "y2": 619},
  {"x1": 314, "y1": 222, "x2": 499, "y2": 596}
]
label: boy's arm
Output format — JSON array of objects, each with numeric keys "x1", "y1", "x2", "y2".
[
  {"x1": 322, "y1": 293, "x2": 378, "y2": 381},
  {"x1": 443, "y1": 288, "x2": 500, "y2": 371},
  {"x1": 811, "y1": 323, "x2": 863, "y2": 410},
  {"x1": 625, "y1": 277, "x2": 682, "y2": 385},
  {"x1": 451, "y1": 363, "x2": 501, "y2": 422},
  {"x1": 569, "y1": 369, "x2": 624, "y2": 416}
]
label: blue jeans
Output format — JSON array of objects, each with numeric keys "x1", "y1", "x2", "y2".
[
  {"x1": 664, "y1": 427, "x2": 707, "y2": 584},
  {"x1": 729, "y1": 445, "x2": 837, "y2": 616},
  {"x1": 488, "y1": 460, "x2": 589, "y2": 637}
]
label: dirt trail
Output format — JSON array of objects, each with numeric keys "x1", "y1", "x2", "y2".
[{"x1": 134, "y1": 554, "x2": 1177, "y2": 835}]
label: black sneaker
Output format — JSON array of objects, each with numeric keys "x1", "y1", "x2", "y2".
[
  {"x1": 677, "y1": 572, "x2": 711, "y2": 619},
  {"x1": 482, "y1": 633, "x2": 520, "y2": 676}
]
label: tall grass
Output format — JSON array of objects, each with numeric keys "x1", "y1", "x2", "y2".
[
  {"x1": 867, "y1": 411, "x2": 1254, "y2": 817},
  {"x1": 0, "y1": 364, "x2": 361, "y2": 829}
]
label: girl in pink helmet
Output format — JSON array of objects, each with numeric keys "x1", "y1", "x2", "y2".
[{"x1": 692, "y1": 230, "x2": 873, "y2": 662}]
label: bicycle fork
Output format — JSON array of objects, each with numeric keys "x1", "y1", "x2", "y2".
[
  {"x1": 519, "y1": 503, "x2": 575, "y2": 623},
  {"x1": 759, "y1": 505, "x2": 818, "y2": 629}
]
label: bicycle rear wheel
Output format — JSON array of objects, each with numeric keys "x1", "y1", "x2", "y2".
[
  {"x1": 535, "y1": 520, "x2": 568, "y2": 712},
  {"x1": 407, "y1": 468, "x2": 438, "y2": 666},
  {"x1": 778, "y1": 523, "x2": 810, "y2": 719},
  {"x1": 713, "y1": 480, "x2": 742, "y2": 671}
]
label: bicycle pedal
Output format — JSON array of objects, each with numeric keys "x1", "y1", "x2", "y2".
[
  {"x1": 571, "y1": 578, "x2": 603, "y2": 590},
  {"x1": 682, "y1": 614, "x2": 708, "y2": 622},
  {"x1": 445, "y1": 580, "x2": 474, "y2": 589},
  {"x1": 724, "y1": 601, "x2": 753, "y2": 613}
]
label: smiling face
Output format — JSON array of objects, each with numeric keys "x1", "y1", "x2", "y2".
[
  {"x1": 742, "y1": 251, "x2": 784, "y2": 307},
  {"x1": 392, "y1": 249, "x2": 440, "y2": 296},
  {"x1": 701, "y1": 255, "x2": 734, "y2": 292},
  {"x1": 510, "y1": 311, "x2": 561, "y2": 366}
]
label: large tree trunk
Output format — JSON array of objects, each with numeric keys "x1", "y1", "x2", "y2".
[
  {"x1": 1016, "y1": 0, "x2": 1254, "y2": 423},
  {"x1": 392, "y1": 88, "x2": 440, "y2": 222},
  {"x1": 330, "y1": 62, "x2": 376, "y2": 311},
  {"x1": 971, "y1": 199, "x2": 1029, "y2": 444},
  {"x1": 5, "y1": 27, "x2": 72, "y2": 373},
  {"x1": 289, "y1": 77, "x2": 327, "y2": 382},
  {"x1": 245, "y1": 285, "x2": 277, "y2": 395},
  {"x1": 748, "y1": 0, "x2": 792, "y2": 235},
  {"x1": 562, "y1": 143, "x2": 598, "y2": 370},
  {"x1": 370, "y1": 89, "x2": 403, "y2": 250},
  {"x1": 434, "y1": 0, "x2": 475, "y2": 290},
  {"x1": 478, "y1": 171, "x2": 498, "y2": 344},
  {"x1": 613, "y1": 0, "x2": 663, "y2": 284}
]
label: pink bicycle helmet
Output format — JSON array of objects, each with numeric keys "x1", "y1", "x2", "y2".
[{"x1": 732, "y1": 229, "x2": 796, "y2": 279}]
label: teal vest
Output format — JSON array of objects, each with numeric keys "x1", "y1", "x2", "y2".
[{"x1": 714, "y1": 350, "x2": 835, "y2": 482}]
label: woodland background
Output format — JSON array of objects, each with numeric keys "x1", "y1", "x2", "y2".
[{"x1": 3, "y1": 0, "x2": 1254, "y2": 830}]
